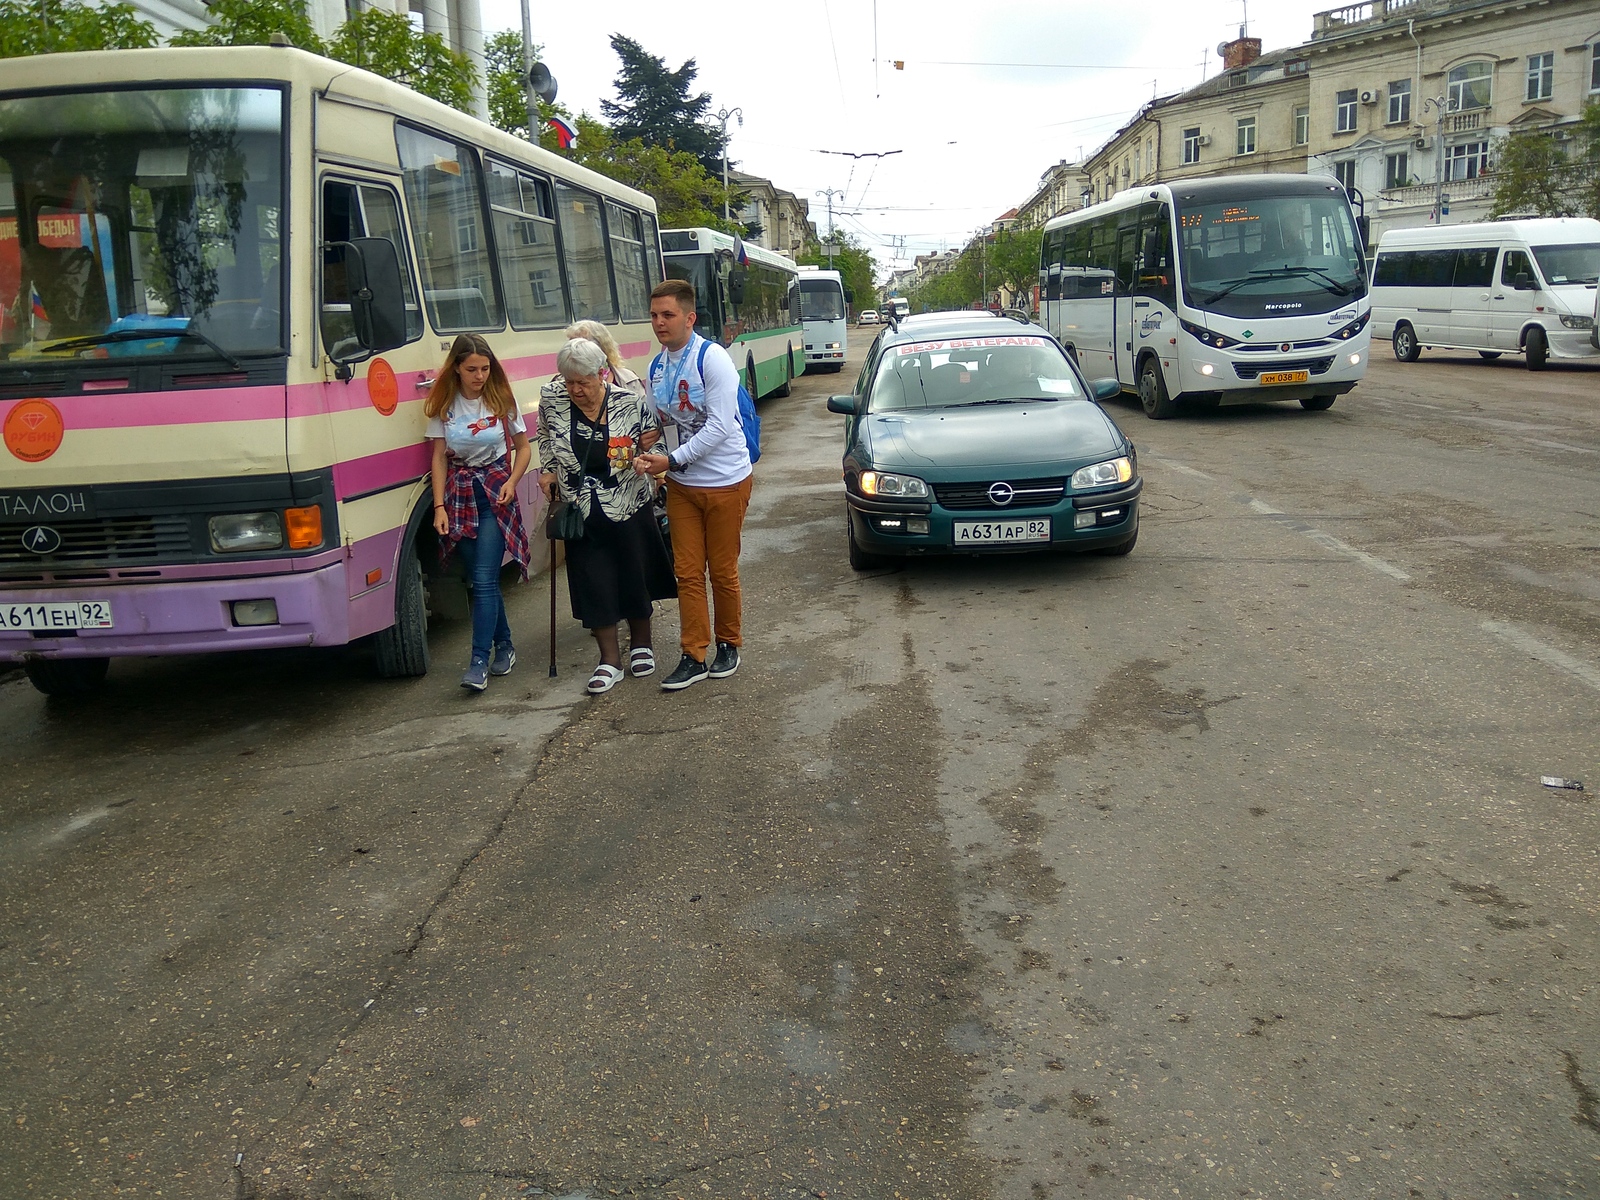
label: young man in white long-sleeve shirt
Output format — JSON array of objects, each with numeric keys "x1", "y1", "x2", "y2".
[{"x1": 634, "y1": 278, "x2": 753, "y2": 690}]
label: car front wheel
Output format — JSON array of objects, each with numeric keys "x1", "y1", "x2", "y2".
[
  {"x1": 1393, "y1": 323, "x2": 1420, "y2": 362},
  {"x1": 1524, "y1": 326, "x2": 1549, "y2": 371},
  {"x1": 847, "y1": 511, "x2": 888, "y2": 571}
]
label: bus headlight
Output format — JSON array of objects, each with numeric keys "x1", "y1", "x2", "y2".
[
  {"x1": 209, "y1": 512, "x2": 283, "y2": 553},
  {"x1": 859, "y1": 471, "x2": 928, "y2": 498},
  {"x1": 1196, "y1": 362, "x2": 1216, "y2": 376},
  {"x1": 1179, "y1": 318, "x2": 1240, "y2": 349},
  {"x1": 1071, "y1": 457, "x2": 1133, "y2": 489},
  {"x1": 1330, "y1": 311, "x2": 1371, "y2": 340}
]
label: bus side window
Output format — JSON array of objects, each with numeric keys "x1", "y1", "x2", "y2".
[
  {"x1": 321, "y1": 180, "x2": 423, "y2": 360},
  {"x1": 641, "y1": 212, "x2": 662, "y2": 289},
  {"x1": 395, "y1": 124, "x2": 505, "y2": 333},
  {"x1": 554, "y1": 182, "x2": 618, "y2": 324},
  {"x1": 1135, "y1": 205, "x2": 1176, "y2": 307},
  {"x1": 486, "y1": 161, "x2": 568, "y2": 331}
]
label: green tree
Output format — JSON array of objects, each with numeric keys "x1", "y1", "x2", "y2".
[
  {"x1": 484, "y1": 29, "x2": 573, "y2": 141},
  {"x1": 800, "y1": 230, "x2": 877, "y2": 312},
  {"x1": 0, "y1": 0, "x2": 157, "y2": 57},
  {"x1": 988, "y1": 226, "x2": 1043, "y2": 310},
  {"x1": 168, "y1": 0, "x2": 324, "y2": 52},
  {"x1": 908, "y1": 244, "x2": 984, "y2": 313},
  {"x1": 599, "y1": 33, "x2": 727, "y2": 175},
  {"x1": 560, "y1": 114, "x2": 733, "y2": 228},
  {"x1": 328, "y1": 8, "x2": 475, "y2": 112},
  {"x1": 1491, "y1": 102, "x2": 1600, "y2": 219}
]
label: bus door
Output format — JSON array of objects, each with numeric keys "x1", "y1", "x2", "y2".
[
  {"x1": 1114, "y1": 224, "x2": 1140, "y2": 385},
  {"x1": 1132, "y1": 204, "x2": 1176, "y2": 384}
]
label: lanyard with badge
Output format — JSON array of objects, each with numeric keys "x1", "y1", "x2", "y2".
[{"x1": 655, "y1": 333, "x2": 698, "y2": 421}]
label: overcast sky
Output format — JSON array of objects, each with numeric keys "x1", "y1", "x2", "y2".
[{"x1": 480, "y1": 1, "x2": 1339, "y2": 276}]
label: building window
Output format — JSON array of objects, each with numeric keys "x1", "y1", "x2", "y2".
[
  {"x1": 1388, "y1": 80, "x2": 1411, "y2": 124},
  {"x1": 455, "y1": 215, "x2": 478, "y2": 254},
  {"x1": 1236, "y1": 115, "x2": 1257, "y2": 156},
  {"x1": 1446, "y1": 140, "x2": 1489, "y2": 180},
  {"x1": 1592, "y1": 43, "x2": 1599, "y2": 91},
  {"x1": 1527, "y1": 52, "x2": 1554, "y2": 101},
  {"x1": 1183, "y1": 126, "x2": 1201, "y2": 164},
  {"x1": 1334, "y1": 159, "x2": 1357, "y2": 192},
  {"x1": 1336, "y1": 89, "x2": 1359, "y2": 133},
  {"x1": 1294, "y1": 106, "x2": 1309, "y2": 145},
  {"x1": 1385, "y1": 151, "x2": 1409, "y2": 189},
  {"x1": 1134, "y1": 145, "x2": 1141, "y2": 178},
  {"x1": 1448, "y1": 61, "x2": 1493, "y2": 111}
]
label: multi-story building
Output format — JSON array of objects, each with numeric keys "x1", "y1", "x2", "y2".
[
  {"x1": 1065, "y1": 0, "x2": 1600, "y2": 240},
  {"x1": 727, "y1": 170, "x2": 814, "y2": 261},
  {"x1": 1013, "y1": 159, "x2": 1092, "y2": 229}
]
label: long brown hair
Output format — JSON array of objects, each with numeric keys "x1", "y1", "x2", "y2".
[{"x1": 422, "y1": 334, "x2": 517, "y2": 420}]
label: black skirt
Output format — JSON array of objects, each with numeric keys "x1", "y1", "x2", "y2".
[{"x1": 564, "y1": 500, "x2": 678, "y2": 629}]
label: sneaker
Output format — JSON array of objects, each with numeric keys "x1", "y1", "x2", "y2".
[
  {"x1": 490, "y1": 642, "x2": 516, "y2": 676},
  {"x1": 660, "y1": 653, "x2": 709, "y2": 691},
  {"x1": 460, "y1": 656, "x2": 489, "y2": 692},
  {"x1": 708, "y1": 641, "x2": 741, "y2": 679}
]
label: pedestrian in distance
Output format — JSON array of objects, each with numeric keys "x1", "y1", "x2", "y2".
[
  {"x1": 426, "y1": 334, "x2": 533, "y2": 692},
  {"x1": 539, "y1": 337, "x2": 677, "y2": 695},
  {"x1": 632, "y1": 278, "x2": 753, "y2": 691},
  {"x1": 565, "y1": 319, "x2": 646, "y2": 401}
]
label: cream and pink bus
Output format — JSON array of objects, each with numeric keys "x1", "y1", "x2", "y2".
[{"x1": 0, "y1": 46, "x2": 662, "y2": 695}]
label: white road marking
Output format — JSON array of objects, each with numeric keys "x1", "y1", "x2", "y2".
[
  {"x1": 1481, "y1": 621, "x2": 1600, "y2": 694},
  {"x1": 1149, "y1": 456, "x2": 1215, "y2": 481},
  {"x1": 1524, "y1": 438, "x2": 1599, "y2": 456},
  {"x1": 1244, "y1": 498, "x2": 1411, "y2": 581}
]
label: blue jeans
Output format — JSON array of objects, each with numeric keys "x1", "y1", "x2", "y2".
[{"x1": 456, "y1": 477, "x2": 511, "y2": 663}]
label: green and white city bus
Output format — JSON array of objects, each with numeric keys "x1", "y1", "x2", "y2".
[{"x1": 661, "y1": 227, "x2": 803, "y2": 399}]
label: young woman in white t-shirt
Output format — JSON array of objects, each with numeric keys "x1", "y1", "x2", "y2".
[{"x1": 424, "y1": 334, "x2": 532, "y2": 692}]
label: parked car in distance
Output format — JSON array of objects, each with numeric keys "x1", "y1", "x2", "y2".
[
  {"x1": 826, "y1": 312, "x2": 1141, "y2": 569},
  {"x1": 858, "y1": 309, "x2": 880, "y2": 325},
  {"x1": 1370, "y1": 217, "x2": 1600, "y2": 370}
]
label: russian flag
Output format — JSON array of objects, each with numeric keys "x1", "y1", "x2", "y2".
[
  {"x1": 732, "y1": 232, "x2": 748, "y2": 266},
  {"x1": 547, "y1": 117, "x2": 577, "y2": 150},
  {"x1": 29, "y1": 282, "x2": 47, "y2": 325}
]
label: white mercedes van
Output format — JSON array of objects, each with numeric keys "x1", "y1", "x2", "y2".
[{"x1": 1370, "y1": 217, "x2": 1600, "y2": 370}]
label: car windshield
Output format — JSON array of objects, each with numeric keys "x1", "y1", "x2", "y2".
[
  {"x1": 0, "y1": 85, "x2": 284, "y2": 363},
  {"x1": 797, "y1": 278, "x2": 846, "y2": 321},
  {"x1": 1531, "y1": 243, "x2": 1600, "y2": 286},
  {"x1": 1177, "y1": 192, "x2": 1367, "y2": 317},
  {"x1": 870, "y1": 335, "x2": 1080, "y2": 411}
]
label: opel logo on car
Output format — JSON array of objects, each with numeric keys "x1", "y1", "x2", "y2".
[
  {"x1": 21, "y1": 525, "x2": 62, "y2": 555},
  {"x1": 988, "y1": 482, "x2": 1015, "y2": 507}
]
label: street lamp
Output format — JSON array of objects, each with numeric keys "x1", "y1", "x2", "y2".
[
  {"x1": 1422, "y1": 94, "x2": 1452, "y2": 224},
  {"x1": 715, "y1": 105, "x2": 743, "y2": 223}
]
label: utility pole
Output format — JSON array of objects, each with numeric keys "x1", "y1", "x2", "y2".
[
  {"x1": 715, "y1": 105, "x2": 743, "y2": 223},
  {"x1": 816, "y1": 188, "x2": 844, "y2": 270},
  {"x1": 519, "y1": 0, "x2": 535, "y2": 138},
  {"x1": 1422, "y1": 93, "x2": 1450, "y2": 223}
]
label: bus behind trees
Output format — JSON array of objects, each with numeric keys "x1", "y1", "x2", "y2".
[
  {"x1": 792, "y1": 266, "x2": 847, "y2": 373},
  {"x1": 1038, "y1": 175, "x2": 1371, "y2": 418},
  {"x1": 0, "y1": 46, "x2": 664, "y2": 694},
  {"x1": 660, "y1": 227, "x2": 802, "y2": 399}
]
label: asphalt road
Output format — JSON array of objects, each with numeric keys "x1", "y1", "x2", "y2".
[{"x1": 1, "y1": 331, "x2": 1597, "y2": 1200}]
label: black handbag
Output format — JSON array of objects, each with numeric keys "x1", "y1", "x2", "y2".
[{"x1": 545, "y1": 496, "x2": 586, "y2": 541}]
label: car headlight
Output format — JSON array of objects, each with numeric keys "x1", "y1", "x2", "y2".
[
  {"x1": 1071, "y1": 457, "x2": 1134, "y2": 489},
  {"x1": 209, "y1": 511, "x2": 284, "y2": 553},
  {"x1": 1560, "y1": 313, "x2": 1594, "y2": 330},
  {"x1": 1330, "y1": 310, "x2": 1371, "y2": 340},
  {"x1": 1179, "y1": 318, "x2": 1239, "y2": 349},
  {"x1": 859, "y1": 470, "x2": 929, "y2": 498}
]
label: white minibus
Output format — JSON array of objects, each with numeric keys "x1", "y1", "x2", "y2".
[
  {"x1": 791, "y1": 266, "x2": 848, "y2": 372},
  {"x1": 1039, "y1": 175, "x2": 1371, "y2": 418},
  {"x1": 1370, "y1": 218, "x2": 1600, "y2": 369}
]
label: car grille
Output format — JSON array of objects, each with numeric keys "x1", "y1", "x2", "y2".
[
  {"x1": 1233, "y1": 356, "x2": 1336, "y2": 380},
  {"x1": 0, "y1": 516, "x2": 192, "y2": 575},
  {"x1": 933, "y1": 477, "x2": 1067, "y2": 511}
]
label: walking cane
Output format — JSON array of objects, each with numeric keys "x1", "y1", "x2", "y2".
[{"x1": 548, "y1": 541, "x2": 559, "y2": 677}]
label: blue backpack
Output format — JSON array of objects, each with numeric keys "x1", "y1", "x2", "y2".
[{"x1": 651, "y1": 337, "x2": 761, "y2": 466}]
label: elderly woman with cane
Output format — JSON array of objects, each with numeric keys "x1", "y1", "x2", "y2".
[{"x1": 539, "y1": 338, "x2": 676, "y2": 694}]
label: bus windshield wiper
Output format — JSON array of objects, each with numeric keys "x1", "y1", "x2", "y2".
[
  {"x1": 37, "y1": 326, "x2": 244, "y2": 371},
  {"x1": 1201, "y1": 265, "x2": 1356, "y2": 304}
]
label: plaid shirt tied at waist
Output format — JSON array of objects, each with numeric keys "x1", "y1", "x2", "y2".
[{"x1": 440, "y1": 456, "x2": 530, "y2": 580}]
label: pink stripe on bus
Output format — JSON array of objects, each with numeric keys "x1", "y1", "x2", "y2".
[
  {"x1": 332, "y1": 442, "x2": 430, "y2": 500},
  {"x1": 27, "y1": 386, "x2": 285, "y2": 431}
]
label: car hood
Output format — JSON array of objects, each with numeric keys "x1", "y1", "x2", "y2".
[{"x1": 865, "y1": 399, "x2": 1123, "y2": 473}]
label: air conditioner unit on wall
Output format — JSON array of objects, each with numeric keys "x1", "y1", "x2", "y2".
[
  {"x1": 1360, "y1": 89, "x2": 1379, "y2": 105},
  {"x1": 1414, "y1": 136, "x2": 1431, "y2": 149},
  {"x1": 1197, "y1": 134, "x2": 1212, "y2": 146}
]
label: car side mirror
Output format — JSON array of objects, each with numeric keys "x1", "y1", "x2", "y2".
[
  {"x1": 1089, "y1": 377, "x2": 1122, "y2": 402},
  {"x1": 1513, "y1": 272, "x2": 1535, "y2": 291},
  {"x1": 329, "y1": 237, "x2": 407, "y2": 375},
  {"x1": 826, "y1": 394, "x2": 857, "y2": 415}
]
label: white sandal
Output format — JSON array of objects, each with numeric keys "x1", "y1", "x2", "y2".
[
  {"x1": 586, "y1": 663, "x2": 625, "y2": 694},
  {"x1": 629, "y1": 647, "x2": 656, "y2": 677}
]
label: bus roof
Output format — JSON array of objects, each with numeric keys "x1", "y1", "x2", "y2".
[
  {"x1": 0, "y1": 44, "x2": 657, "y2": 214},
  {"x1": 660, "y1": 227, "x2": 799, "y2": 274},
  {"x1": 1043, "y1": 174, "x2": 1350, "y2": 233},
  {"x1": 1375, "y1": 217, "x2": 1600, "y2": 249}
]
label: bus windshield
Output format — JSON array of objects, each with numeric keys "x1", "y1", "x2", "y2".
[
  {"x1": 0, "y1": 85, "x2": 284, "y2": 363},
  {"x1": 797, "y1": 278, "x2": 845, "y2": 321},
  {"x1": 871, "y1": 335, "x2": 1080, "y2": 411},
  {"x1": 1532, "y1": 243, "x2": 1600, "y2": 286},
  {"x1": 664, "y1": 254, "x2": 719, "y2": 342},
  {"x1": 1177, "y1": 193, "x2": 1366, "y2": 318}
]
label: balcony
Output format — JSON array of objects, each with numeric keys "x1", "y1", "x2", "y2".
[
  {"x1": 1312, "y1": 0, "x2": 1435, "y2": 39},
  {"x1": 1376, "y1": 174, "x2": 1497, "y2": 207},
  {"x1": 1449, "y1": 111, "x2": 1484, "y2": 132}
]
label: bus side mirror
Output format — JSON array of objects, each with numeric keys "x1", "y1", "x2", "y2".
[
  {"x1": 1513, "y1": 272, "x2": 1535, "y2": 290},
  {"x1": 1356, "y1": 215, "x2": 1371, "y2": 250},
  {"x1": 330, "y1": 237, "x2": 407, "y2": 368},
  {"x1": 727, "y1": 269, "x2": 747, "y2": 306}
]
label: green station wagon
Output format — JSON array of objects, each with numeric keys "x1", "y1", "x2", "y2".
[{"x1": 827, "y1": 312, "x2": 1142, "y2": 569}]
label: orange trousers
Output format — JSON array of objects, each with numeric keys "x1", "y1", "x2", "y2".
[{"x1": 665, "y1": 475, "x2": 753, "y2": 660}]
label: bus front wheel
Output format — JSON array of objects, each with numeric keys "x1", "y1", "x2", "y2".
[
  {"x1": 1138, "y1": 358, "x2": 1176, "y2": 420},
  {"x1": 24, "y1": 656, "x2": 109, "y2": 697},
  {"x1": 1300, "y1": 395, "x2": 1336, "y2": 411},
  {"x1": 374, "y1": 536, "x2": 430, "y2": 678}
]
